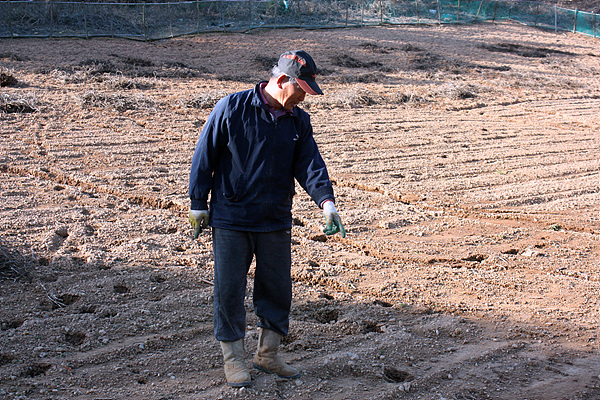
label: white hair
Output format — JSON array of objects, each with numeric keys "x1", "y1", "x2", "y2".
[{"x1": 270, "y1": 66, "x2": 296, "y2": 84}]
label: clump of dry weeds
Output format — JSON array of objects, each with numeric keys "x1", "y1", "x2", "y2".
[
  {"x1": 182, "y1": 91, "x2": 228, "y2": 109},
  {"x1": 0, "y1": 70, "x2": 18, "y2": 87},
  {"x1": 0, "y1": 93, "x2": 38, "y2": 113},
  {"x1": 103, "y1": 75, "x2": 158, "y2": 90},
  {"x1": 81, "y1": 91, "x2": 157, "y2": 112},
  {"x1": 393, "y1": 91, "x2": 428, "y2": 104},
  {"x1": 50, "y1": 69, "x2": 95, "y2": 85},
  {"x1": 309, "y1": 87, "x2": 385, "y2": 109},
  {"x1": 436, "y1": 83, "x2": 478, "y2": 100},
  {"x1": 77, "y1": 59, "x2": 118, "y2": 74}
]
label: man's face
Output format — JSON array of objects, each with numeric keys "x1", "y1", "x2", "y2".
[{"x1": 280, "y1": 81, "x2": 307, "y2": 111}]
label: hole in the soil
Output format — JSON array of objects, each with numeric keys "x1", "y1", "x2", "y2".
[
  {"x1": 114, "y1": 285, "x2": 130, "y2": 294},
  {"x1": 150, "y1": 274, "x2": 167, "y2": 283},
  {"x1": 79, "y1": 305, "x2": 98, "y2": 314},
  {"x1": 23, "y1": 363, "x2": 52, "y2": 377},
  {"x1": 0, "y1": 353, "x2": 17, "y2": 366},
  {"x1": 462, "y1": 254, "x2": 487, "y2": 262},
  {"x1": 383, "y1": 366, "x2": 414, "y2": 383},
  {"x1": 57, "y1": 294, "x2": 81, "y2": 306},
  {"x1": 361, "y1": 320, "x2": 382, "y2": 333},
  {"x1": 292, "y1": 217, "x2": 304, "y2": 226},
  {"x1": 313, "y1": 308, "x2": 340, "y2": 324},
  {"x1": 309, "y1": 234, "x2": 327, "y2": 243},
  {"x1": 1, "y1": 318, "x2": 25, "y2": 330},
  {"x1": 65, "y1": 330, "x2": 86, "y2": 346},
  {"x1": 319, "y1": 293, "x2": 334, "y2": 300},
  {"x1": 373, "y1": 299, "x2": 393, "y2": 307}
]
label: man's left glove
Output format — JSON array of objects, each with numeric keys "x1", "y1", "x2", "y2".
[
  {"x1": 189, "y1": 209, "x2": 209, "y2": 238},
  {"x1": 322, "y1": 201, "x2": 346, "y2": 238}
]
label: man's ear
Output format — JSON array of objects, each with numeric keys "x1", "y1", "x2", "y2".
[{"x1": 276, "y1": 74, "x2": 289, "y2": 89}]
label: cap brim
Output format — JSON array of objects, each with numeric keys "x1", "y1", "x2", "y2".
[{"x1": 297, "y1": 78, "x2": 323, "y2": 95}]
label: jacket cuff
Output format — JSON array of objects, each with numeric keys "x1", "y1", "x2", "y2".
[
  {"x1": 191, "y1": 199, "x2": 208, "y2": 210},
  {"x1": 312, "y1": 185, "x2": 335, "y2": 208},
  {"x1": 319, "y1": 199, "x2": 334, "y2": 209}
]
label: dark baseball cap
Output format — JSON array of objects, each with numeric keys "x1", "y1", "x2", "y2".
[{"x1": 277, "y1": 50, "x2": 323, "y2": 95}]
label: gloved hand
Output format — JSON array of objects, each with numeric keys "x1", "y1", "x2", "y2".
[
  {"x1": 322, "y1": 200, "x2": 346, "y2": 238},
  {"x1": 189, "y1": 209, "x2": 209, "y2": 238}
]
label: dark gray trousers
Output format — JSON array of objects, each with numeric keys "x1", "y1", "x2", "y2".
[{"x1": 212, "y1": 227, "x2": 292, "y2": 341}]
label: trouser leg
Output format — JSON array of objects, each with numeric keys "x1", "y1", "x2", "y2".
[
  {"x1": 253, "y1": 229, "x2": 292, "y2": 336},
  {"x1": 212, "y1": 227, "x2": 253, "y2": 342}
]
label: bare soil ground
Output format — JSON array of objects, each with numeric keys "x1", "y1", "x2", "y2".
[{"x1": 1, "y1": 21, "x2": 600, "y2": 400}]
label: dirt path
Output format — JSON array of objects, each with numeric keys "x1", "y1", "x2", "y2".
[{"x1": 1, "y1": 21, "x2": 600, "y2": 399}]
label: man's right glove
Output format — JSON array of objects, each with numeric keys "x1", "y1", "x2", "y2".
[
  {"x1": 189, "y1": 209, "x2": 209, "y2": 238},
  {"x1": 322, "y1": 200, "x2": 346, "y2": 238}
]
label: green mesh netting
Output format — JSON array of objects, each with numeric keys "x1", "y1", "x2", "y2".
[{"x1": 0, "y1": 0, "x2": 598, "y2": 40}]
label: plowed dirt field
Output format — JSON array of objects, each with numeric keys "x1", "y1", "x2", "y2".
[{"x1": 1, "y1": 21, "x2": 600, "y2": 400}]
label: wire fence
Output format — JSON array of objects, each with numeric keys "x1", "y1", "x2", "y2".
[{"x1": 0, "y1": 0, "x2": 598, "y2": 40}]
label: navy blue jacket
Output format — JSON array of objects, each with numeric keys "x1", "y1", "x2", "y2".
[{"x1": 189, "y1": 82, "x2": 335, "y2": 232}]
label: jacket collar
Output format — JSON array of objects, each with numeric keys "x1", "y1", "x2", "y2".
[{"x1": 252, "y1": 81, "x2": 298, "y2": 118}]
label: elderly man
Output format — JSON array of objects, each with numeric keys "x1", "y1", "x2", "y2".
[{"x1": 189, "y1": 50, "x2": 345, "y2": 387}]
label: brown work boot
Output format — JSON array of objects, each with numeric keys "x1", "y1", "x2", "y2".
[
  {"x1": 252, "y1": 328, "x2": 300, "y2": 379},
  {"x1": 220, "y1": 339, "x2": 252, "y2": 387}
]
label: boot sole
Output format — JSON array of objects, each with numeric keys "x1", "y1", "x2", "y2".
[
  {"x1": 227, "y1": 380, "x2": 252, "y2": 387},
  {"x1": 252, "y1": 363, "x2": 301, "y2": 380}
]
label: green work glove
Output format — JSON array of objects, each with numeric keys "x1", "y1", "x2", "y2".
[
  {"x1": 322, "y1": 200, "x2": 346, "y2": 238},
  {"x1": 189, "y1": 209, "x2": 209, "y2": 238}
]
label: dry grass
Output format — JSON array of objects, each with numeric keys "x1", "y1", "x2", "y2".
[
  {"x1": 436, "y1": 82, "x2": 478, "y2": 100},
  {"x1": 103, "y1": 75, "x2": 158, "y2": 90},
  {"x1": 182, "y1": 90, "x2": 229, "y2": 109},
  {"x1": 0, "y1": 93, "x2": 38, "y2": 113},
  {"x1": 307, "y1": 87, "x2": 386, "y2": 109},
  {"x1": 0, "y1": 70, "x2": 18, "y2": 87},
  {"x1": 80, "y1": 90, "x2": 157, "y2": 111}
]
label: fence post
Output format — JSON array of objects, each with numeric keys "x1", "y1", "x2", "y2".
[
  {"x1": 415, "y1": 0, "x2": 420, "y2": 24},
  {"x1": 593, "y1": 12, "x2": 597, "y2": 38},
  {"x1": 492, "y1": 1, "x2": 498, "y2": 22},
  {"x1": 143, "y1": 2, "x2": 147, "y2": 40},
  {"x1": 554, "y1": 5, "x2": 557, "y2": 32},
  {"x1": 380, "y1": 0, "x2": 383, "y2": 25},
  {"x1": 573, "y1": 8, "x2": 578, "y2": 33},
  {"x1": 83, "y1": 1, "x2": 89, "y2": 39},
  {"x1": 248, "y1": 0, "x2": 252, "y2": 30},
  {"x1": 7, "y1": 0, "x2": 14, "y2": 39},
  {"x1": 49, "y1": 0, "x2": 54, "y2": 38},
  {"x1": 298, "y1": 0, "x2": 302, "y2": 27},
  {"x1": 196, "y1": 0, "x2": 200, "y2": 34},
  {"x1": 219, "y1": 0, "x2": 225, "y2": 32},
  {"x1": 169, "y1": 2, "x2": 174, "y2": 38},
  {"x1": 437, "y1": 0, "x2": 441, "y2": 24},
  {"x1": 457, "y1": 0, "x2": 460, "y2": 23},
  {"x1": 475, "y1": 0, "x2": 484, "y2": 21},
  {"x1": 361, "y1": 0, "x2": 364, "y2": 26},
  {"x1": 345, "y1": 1, "x2": 349, "y2": 27},
  {"x1": 110, "y1": 3, "x2": 114, "y2": 38}
]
